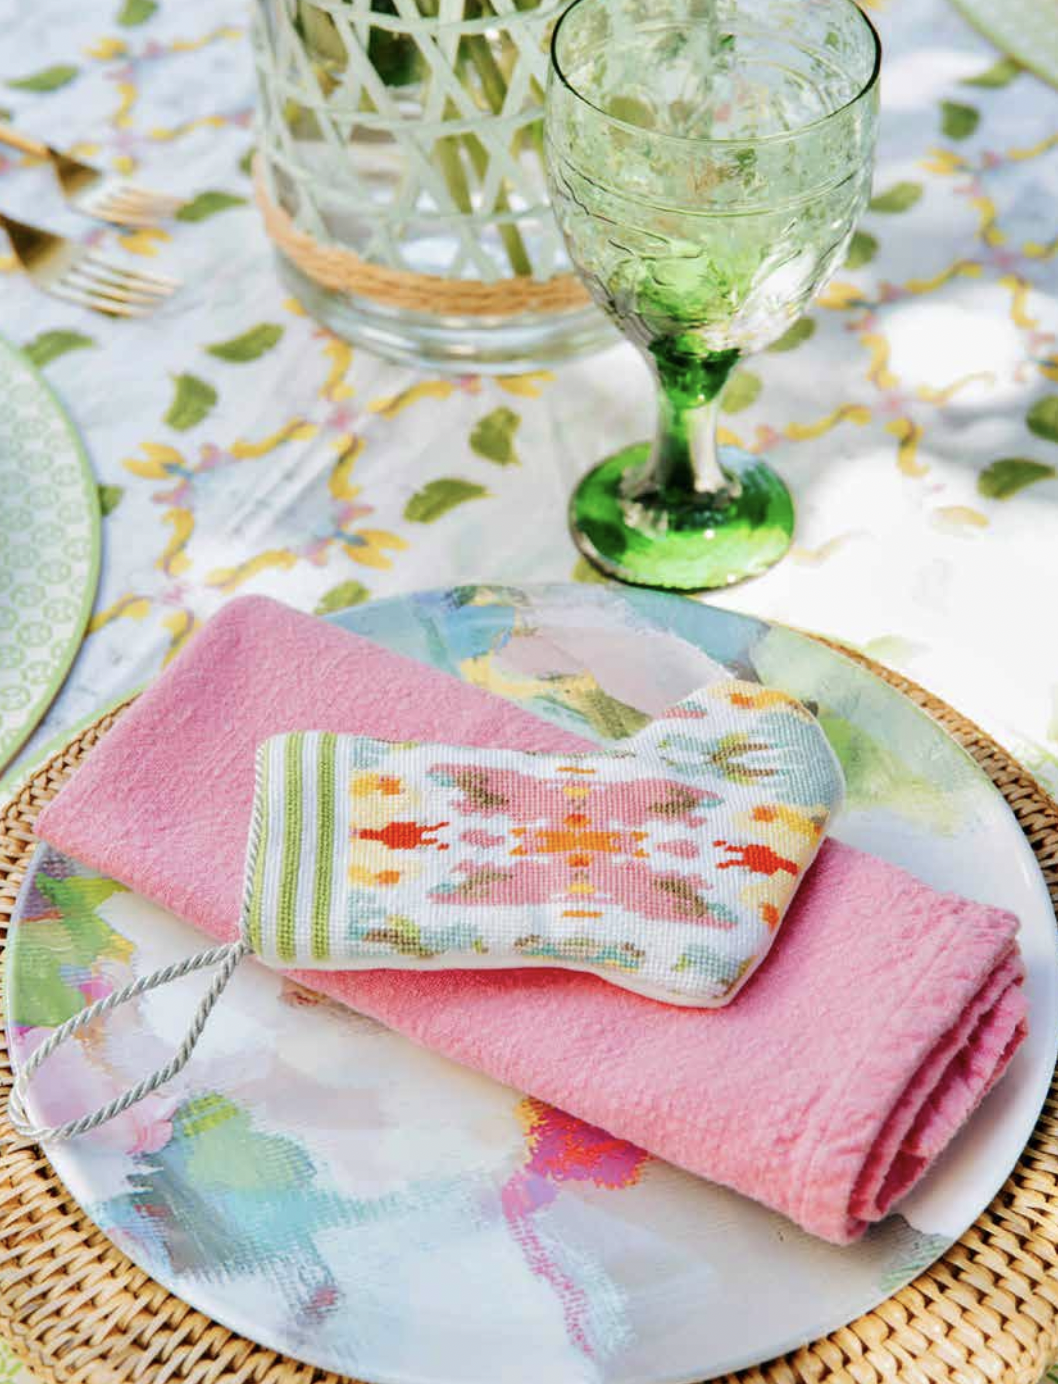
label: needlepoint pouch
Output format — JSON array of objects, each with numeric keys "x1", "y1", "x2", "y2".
[{"x1": 242, "y1": 679, "x2": 845, "y2": 1006}]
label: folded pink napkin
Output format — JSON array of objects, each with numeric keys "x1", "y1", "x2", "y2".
[{"x1": 36, "y1": 596, "x2": 1027, "y2": 1244}]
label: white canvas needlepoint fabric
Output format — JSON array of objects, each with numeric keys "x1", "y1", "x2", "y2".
[{"x1": 242, "y1": 679, "x2": 845, "y2": 1006}]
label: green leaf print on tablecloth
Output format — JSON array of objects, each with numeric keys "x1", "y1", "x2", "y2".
[
  {"x1": 404, "y1": 478, "x2": 489, "y2": 522},
  {"x1": 98, "y1": 484, "x2": 124, "y2": 516},
  {"x1": 117, "y1": 0, "x2": 157, "y2": 25},
  {"x1": 7, "y1": 63, "x2": 78, "y2": 91},
  {"x1": 941, "y1": 101, "x2": 980, "y2": 139},
  {"x1": 176, "y1": 191, "x2": 248, "y2": 222},
  {"x1": 165, "y1": 373, "x2": 218, "y2": 430},
  {"x1": 470, "y1": 407, "x2": 521, "y2": 466},
  {"x1": 845, "y1": 230, "x2": 878, "y2": 268},
  {"x1": 861, "y1": 634, "x2": 930, "y2": 666},
  {"x1": 24, "y1": 330, "x2": 95, "y2": 368},
  {"x1": 961, "y1": 55, "x2": 1022, "y2": 87},
  {"x1": 206, "y1": 324, "x2": 283, "y2": 362},
  {"x1": 869, "y1": 182, "x2": 923, "y2": 213},
  {"x1": 1027, "y1": 395, "x2": 1058, "y2": 442},
  {"x1": 314, "y1": 580, "x2": 370, "y2": 615},
  {"x1": 767, "y1": 319, "x2": 816, "y2": 353},
  {"x1": 978, "y1": 458, "x2": 1057, "y2": 499},
  {"x1": 721, "y1": 370, "x2": 762, "y2": 412}
]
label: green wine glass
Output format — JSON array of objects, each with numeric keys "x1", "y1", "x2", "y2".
[{"x1": 546, "y1": 0, "x2": 881, "y2": 590}]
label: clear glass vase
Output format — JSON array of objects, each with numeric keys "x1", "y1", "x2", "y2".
[{"x1": 252, "y1": 0, "x2": 612, "y2": 371}]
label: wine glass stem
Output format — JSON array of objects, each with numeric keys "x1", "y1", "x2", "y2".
[
  {"x1": 646, "y1": 346, "x2": 740, "y2": 501},
  {"x1": 654, "y1": 389, "x2": 727, "y2": 495}
]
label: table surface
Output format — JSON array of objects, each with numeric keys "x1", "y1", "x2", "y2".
[{"x1": 2, "y1": 0, "x2": 1058, "y2": 1378}]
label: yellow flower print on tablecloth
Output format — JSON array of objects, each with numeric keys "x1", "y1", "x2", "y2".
[
  {"x1": 320, "y1": 341, "x2": 354, "y2": 403},
  {"x1": 229, "y1": 418, "x2": 318, "y2": 459},
  {"x1": 329, "y1": 437, "x2": 363, "y2": 502},
  {"x1": 206, "y1": 531, "x2": 406, "y2": 591},
  {"x1": 157, "y1": 509, "x2": 194, "y2": 577},
  {"x1": 367, "y1": 379, "x2": 462, "y2": 420},
  {"x1": 87, "y1": 594, "x2": 152, "y2": 635},
  {"x1": 124, "y1": 442, "x2": 185, "y2": 479},
  {"x1": 162, "y1": 608, "x2": 200, "y2": 664},
  {"x1": 122, "y1": 424, "x2": 407, "y2": 593}
]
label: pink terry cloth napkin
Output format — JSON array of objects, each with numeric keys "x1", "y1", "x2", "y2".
[{"x1": 36, "y1": 595, "x2": 1028, "y2": 1244}]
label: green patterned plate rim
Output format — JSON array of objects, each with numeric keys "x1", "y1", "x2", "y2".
[{"x1": 0, "y1": 334, "x2": 100, "y2": 779}]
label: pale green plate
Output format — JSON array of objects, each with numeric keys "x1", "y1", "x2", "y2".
[
  {"x1": 0, "y1": 335, "x2": 100, "y2": 777},
  {"x1": 949, "y1": 0, "x2": 1058, "y2": 88}
]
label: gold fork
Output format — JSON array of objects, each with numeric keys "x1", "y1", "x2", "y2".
[
  {"x1": 0, "y1": 212, "x2": 180, "y2": 317},
  {"x1": 0, "y1": 123, "x2": 184, "y2": 227}
]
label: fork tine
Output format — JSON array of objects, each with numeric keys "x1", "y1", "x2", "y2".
[
  {"x1": 93, "y1": 253, "x2": 181, "y2": 292},
  {"x1": 73, "y1": 267, "x2": 171, "y2": 308},
  {"x1": 66, "y1": 265, "x2": 169, "y2": 307},
  {"x1": 105, "y1": 185, "x2": 185, "y2": 211},
  {"x1": 123, "y1": 185, "x2": 185, "y2": 210},
  {"x1": 79, "y1": 256, "x2": 174, "y2": 296},
  {"x1": 85, "y1": 206, "x2": 163, "y2": 230},
  {"x1": 49, "y1": 281, "x2": 149, "y2": 318},
  {"x1": 99, "y1": 188, "x2": 185, "y2": 216},
  {"x1": 84, "y1": 250, "x2": 181, "y2": 291}
]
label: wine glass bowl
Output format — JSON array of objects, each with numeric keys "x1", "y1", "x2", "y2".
[{"x1": 546, "y1": 0, "x2": 881, "y2": 590}]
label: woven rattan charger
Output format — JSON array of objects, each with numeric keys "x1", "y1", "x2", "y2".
[{"x1": 2, "y1": 648, "x2": 1058, "y2": 1384}]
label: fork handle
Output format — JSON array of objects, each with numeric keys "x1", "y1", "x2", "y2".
[{"x1": 0, "y1": 123, "x2": 50, "y2": 159}]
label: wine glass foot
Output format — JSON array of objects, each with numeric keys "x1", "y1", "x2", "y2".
[{"x1": 570, "y1": 444, "x2": 794, "y2": 591}]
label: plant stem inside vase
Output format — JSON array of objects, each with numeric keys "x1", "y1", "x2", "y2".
[{"x1": 266, "y1": 0, "x2": 615, "y2": 368}]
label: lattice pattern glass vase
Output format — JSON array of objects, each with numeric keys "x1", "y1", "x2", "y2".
[{"x1": 252, "y1": 0, "x2": 612, "y2": 370}]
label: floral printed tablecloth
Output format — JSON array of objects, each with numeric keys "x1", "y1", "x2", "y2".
[{"x1": 1, "y1": 0, "x2": 1058, "y2": 1375}]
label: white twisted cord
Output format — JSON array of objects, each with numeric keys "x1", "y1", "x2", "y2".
[{"x1": 7, "y1": 939, "x2": 249, "y2": 1143}]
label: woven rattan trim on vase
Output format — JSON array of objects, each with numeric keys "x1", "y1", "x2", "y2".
[
  {"x1": 253, "y1": 165, "x2": 591, "y2": 319},
  {"x1": 2, "y1": 648, "x2": 1058, "y2": 1384}
]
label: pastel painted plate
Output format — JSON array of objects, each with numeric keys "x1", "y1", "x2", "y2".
[
  {"x1": 7, "y1": 585, "x2": 1057, "y2": 1384},
  {"x1": 0, "y1": 334, "x2": 100, "y2": 778}
]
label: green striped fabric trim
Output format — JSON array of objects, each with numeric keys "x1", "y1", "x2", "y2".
[
  {"x1": 311, "y1": 731, "x2": 337, "y2": 961},
  {"x1": 276, "y1": 733, "x2": 305, "y2": 963},
  {"x1": 242, "y1": 731, "x2": 346, "y2": 967}
]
